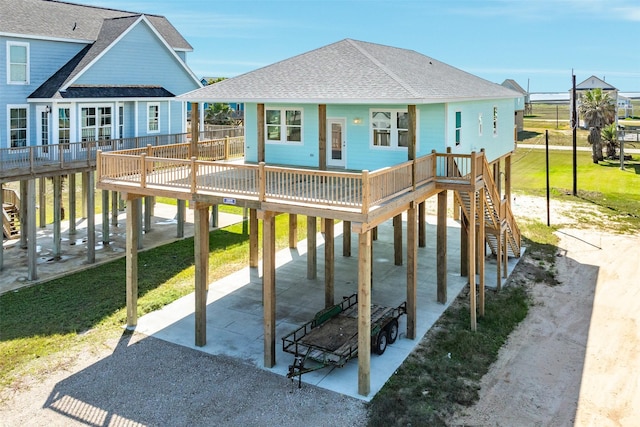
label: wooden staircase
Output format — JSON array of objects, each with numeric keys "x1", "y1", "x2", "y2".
[
  {"x1": 455, "y1": 156, "x2": 521, "y2": 259},
  {"x1": 2, "y1": 189, "x2": 21, "y2": 239}
]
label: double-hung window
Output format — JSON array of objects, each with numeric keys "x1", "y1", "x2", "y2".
[
  {"x1": 265, "y1": 108, "x2": 302, "y2": 143},
  {"x1": 148, "y1": 103, "x2": 159, "y2": 133},
  {"x1": 371, "y1": 110, "x2": 410, "y2": 149},
  {"x1": 7, "y1": 42, "x2": 29, "y2": 85},
  {"x1": 493, "y1": 106, "x2": 498, "y2": 136},
  {"x1": 9, "y1": 107, "x2": 28, "y2": 147},
  {"x1": 59, "y1": 107, "x2": 71, "y2": 147}
]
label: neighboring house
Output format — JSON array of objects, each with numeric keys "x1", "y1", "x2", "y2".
[
  {"x1": 501, "y1": 79, "x2": 527, "y2": 132},
  {"x1": 181, "y1": 39, "x2": 521, "y2": 171},
  {"x1": 0, "y1": 0, "x2": 202, "y2": 150},
  {"x1": 571, "y1": 75, "x2": 619, "y2": 127}
]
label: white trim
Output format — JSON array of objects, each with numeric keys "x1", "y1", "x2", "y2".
[
  {"x1": 78, "y1": 103, "x2": 114, "y2": 141},
  {"x1": 0, "y1": 32, "x2": 92, "y2": 44},
  {"x1": 478, "y1": 112, "x2": 483, "y2": 137},
  {"x1": 264, "y1": 107, "x2": 304, "y2": 145},
  {"x1": 147, "y1": 102, "x2": 160, "y2": 133},
  {"x1": 6, "y1": 41, "x2": 30, "y2": 85},
  {"x1": 368, "y1": 108, "x2": 418, "y2": 151},
  {"x1": 134, "y1": 101, "x2": 139, "y2": 136},
  {"x1": 6, "y1": 104, "x2": 29, "y2": 148},
  {"x1": 455, "y1": 110, "x2": 462, "y2": 146},
  {"x1": 62, "y1": 15, "x2": 202, "y2": 91},
  {"x1": 167, "y1": 101, "x2": 172, "y2": 135},
  {"x1": 327, "y1": 117, "x2": 347, "y2": 168}
]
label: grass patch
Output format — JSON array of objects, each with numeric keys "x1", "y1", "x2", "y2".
[{"x1": 0, "y1": 214, "x2": 311, "y2": 390}]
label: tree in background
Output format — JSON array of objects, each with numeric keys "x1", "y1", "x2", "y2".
[
  {"x1": 601, "y1": 123, "x2": 618, "y2": 159},
  {"x1": 578, "y1": 88, "x2": 616, "y2": 163}
]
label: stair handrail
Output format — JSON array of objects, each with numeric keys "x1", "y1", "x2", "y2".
[
  {"x1": 479, "y1": 153, "x2": 502, "y2": 229},
  {"x1": 2, "y1": 188, "x2": 20, "y2": 210}
]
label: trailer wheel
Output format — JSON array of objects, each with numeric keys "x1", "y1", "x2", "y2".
[
  {"x1": 374, "y1": 330, "x2": 388, "y2": 355},
  {"x1": 386, "y1": 319, "x2": 399, "y2": 344}
]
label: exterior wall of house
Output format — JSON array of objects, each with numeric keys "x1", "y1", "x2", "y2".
[
  {"x1": 0, "y1": 36, "x2": 87, "y2": 148},
  {"x1": 73, "y1": 21, "x2": 199, "y2": 96},
  {"x1": 245, "y1": 100, "x2": 515, "y2": 170},
  {"x1": 446, "y1": 98, "x2": 515, "y2": 162}
]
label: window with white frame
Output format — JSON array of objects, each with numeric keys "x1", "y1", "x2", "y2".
[
  {"x1": 59, "y1": 107, "x2": 71, "y2": 146},
  {"x1": 455, "y1": 111, "x2": 462, "y2": 146},
  {"x1": 478, "y1": 113, "x2": 483, "y2": 136},
  {"x1": 118, "y1": 105, "x2": 124, "y2": 139},
  {"x1": 493, "y1": 106, "x2": 498, "y2": 135},
  {"x1": 81, "y1": 106, "x2": 111, "y2": 145},
  {"x1": 265, "y1": 108, "x2": 302, "y2": 143},
  {"x1": 9, "y1": 107, "x2": 28, "y2": 147},
  {"x1": 371, "y1": 109, "x2": 410, "y2": 149},
  {"x1": 7, "y1": 41, "x2": 29, "y2": 84},
  {"x1": 148, "y1": 103, "x2": 159, "y2": 133}
]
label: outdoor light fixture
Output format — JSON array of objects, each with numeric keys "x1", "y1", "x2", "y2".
[
  {"x1": 353, "y1": 117, "x2": 362, "y2": 125},
  {"x1": 45, "y1": 105, "x2": 51, "y2": 114}
]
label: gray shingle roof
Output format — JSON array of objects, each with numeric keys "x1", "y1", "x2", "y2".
[
  {"x1": 575, "y1": 75, "x2": 618, "y2": 91},
  {"x1": 0, "y1": 0, "x2": 192, "y2": 51},
  {"x1": 178, "y1": 39, "x2": 520, "y2": 104}
]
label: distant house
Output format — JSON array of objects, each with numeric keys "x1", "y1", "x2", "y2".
[
  {"x1": 0, "y1": 0, "x2": 202, "y2": 150},
  {"x1": 501, "y1": 79, "x2": 527, "y2": 132},
  {"x1": 181, "y1": 39, "x2": 521, "y2": 170},
  {"x1": 571, "y1": 75, "x2": 619, "y2": 127}
]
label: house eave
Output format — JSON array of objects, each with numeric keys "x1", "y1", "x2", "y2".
[
  {"x1": 176, "y1": 95, "x2": 521, "y2": 105},
  {"x1": 0, "y1": 31, "x2": 92, "y2": 44}
]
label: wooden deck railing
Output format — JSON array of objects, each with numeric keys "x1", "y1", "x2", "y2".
[
  {"x1": 0, "y1": 127, "x2": 244, "y2": 181},
  {"x1": 99, "y1": 145, "x2": 487, "y2": 215}
]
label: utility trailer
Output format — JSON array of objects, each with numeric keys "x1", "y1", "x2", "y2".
[{"x1": 282, "y1": 294, "x2": 407, "y2": 385}]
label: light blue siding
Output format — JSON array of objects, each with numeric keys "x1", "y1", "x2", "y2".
[{"x1": 73, "y1": 21, "x2": 199, "y2": 95}]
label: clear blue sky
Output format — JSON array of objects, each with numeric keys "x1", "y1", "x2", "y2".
[{"x1": 83, "y1": 0, "x2": 640, "y2": 92}]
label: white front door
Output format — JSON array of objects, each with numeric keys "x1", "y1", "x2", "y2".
[
  {"x1": 327, "y1": 118, "x2": 346, "y2": 168},
  {"x1": 36, "y1": 105, "x2": 50, "y2": 152}
]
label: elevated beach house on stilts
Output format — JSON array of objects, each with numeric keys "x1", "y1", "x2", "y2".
[
  {"x1": 0, "y1": 0, "x2": 202, "y2": 277},
  {"x1": 97, "y1": 39, "x2": 523, "y2": 396}
]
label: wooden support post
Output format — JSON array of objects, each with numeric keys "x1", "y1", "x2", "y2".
[
  {"x1": 81, "y1": 171, "x2": 88, "y2": 219},
  {"x1": 176, "y1": 199, "x2": 185, "y2": 238},
  {"x1": 38, "y1": 177, "x2": 46, "y2": 228},
  {"x1": 242, "y1": 207, "x2": 248, "y2": 235},
  {"x1": 358, "y1": 230, "x2": 372, "y2": 396},
  {"x1": 102, "y1": 190, "x2": 109, "y2": 244},
  {"x1": 503, "y1": 229, "x2": 508, "y2": 279},
  {"x1": 307, "y1": 216, "x2": 317, "y2": 279},
  {"x1": 393, "y1": 214, "x2": 403, "y2": 266},
  {"x1": 505, "y1": 154, "x2": 512, "y2": 203},
  {"x1": 418, "y1": 201, "x2": 426, "y2": 248},
  {"x1": 319, "y1": 104, "x2": 327, "y2": 170},
  {"x1": 136, "y1": 198, "x2": 143, "y2": 250},
  {"x1": 86, "y1": 171, "x2": 95, "y2": 264},
  {"x1": 194, "y1": 204, "x2": 210, "y2": 347},
  {"x1": 343, "y1": 221, "x2": 351, "y2": 257},
  {"x1": 249, "y1": 208, "x2": 258, "y2": 268},
  {"x1": 324, "y1": 217, "x2": 334, "y2": 308},
  {"x1": 372, "y1": 226, "x2": 378, "y2": 241},
  {"x1": 288, "y1": 214, "x2": 297, "y2": 249},
  {"x1": 407, "y1": 202, "x2": 417, "y2": 340},
  {"x1": 68, "y1": 173, "x2": 76, "y2": 235},
  {"x1": 493, "y1": 161, "x2": 502, "y2": 198},
  {"x1": 190, "y1": 103, "x2": 199, "y2": 158},
  {"x1": 496, "y1": 231, "x2": 502, "y2": 291},
  {"x1": 210, "y1": 205, "x2": 218, "y2": 228},
  {"x1": 468, "y1": 191, "x2": 477, "y2": 331},
  {"x1": 125, "y1": 197, "x2": 140, "y2": 329},
  {"x1": 452, "y1": 195, "x2": 460, "y2": 221},
  {"x1": 19, "y1": 180, "x2": 27, "y2": 249},
  {"x1": 478, "y1": 187, "x2": 485, "y2": 317},
  {"x1": 460, "y1": 214, "x2": 469, "y2": 277},
  {"x1": 26, "y1": 179, "x2": 37, "y2": 280},
  {"x1": 257, "y1": 104, "x2": 265, "y2": 163},
  {"x1": 437, "y1": 191, "x2": 448, "y2": 303},
  {"x1": 52, "y1": 176, "x2": 62, "y2": 259},
  {"x1": 111, "y1": 191, "x2": 118, "y2": 226},
  {"x1": 143, "y1": 196, "x2": 152, "y2": 233},
  {"x1": 263, "y1": 211, "x2": 276, "y2": 367}
]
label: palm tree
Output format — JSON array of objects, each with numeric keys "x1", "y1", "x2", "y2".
[
  {"x1": 601, "y1": 123, "x2": 618, "y2": 159},
  {"x1": 578, "y1": 88, "x2": 616, "y2": 163}
]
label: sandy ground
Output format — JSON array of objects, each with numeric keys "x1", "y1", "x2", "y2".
[
  {"x1": 2, "y1": 195, "x2": 639, "y2": 426},
  {"x1": 451, "y1": 197, "x2": 640, "y2": 426}
]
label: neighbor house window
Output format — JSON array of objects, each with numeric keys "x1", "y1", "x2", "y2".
[
  {"x1": 59, "y1": 107, "x2": 70, "y2": 146},
  {"x1": 7, "y1": 41, "x2": 29, "y2": 84},
  {"x1": 455, "y1": 111, "x2": 462, "y2": 146},
  {"x1": 9, "y1": 107, "x2": 28, "y2": 147},
  {"x1": 81, "y1": 106, "x2": 111, "y2": 144},
  {"x1": 371, "y1": 109, "x2": 411, "y2": 149},
  {"x1": 148, "y1": 103, "x2": 159, "y2": 133},
  {"x1": 493, "y1": 106, "x2": 498, "y2": 135},
  {"x1": 265, "y1": 108, "x2": 302, "y2": 143}
]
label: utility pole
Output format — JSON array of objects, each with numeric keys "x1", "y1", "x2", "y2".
[{"x1": 572, "y1": 73, "x2": 577, "y2": 196}]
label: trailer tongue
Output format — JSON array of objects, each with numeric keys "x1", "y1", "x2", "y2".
[{"x1": 282, "y1": 294, "x2": 407, "y2": 387}]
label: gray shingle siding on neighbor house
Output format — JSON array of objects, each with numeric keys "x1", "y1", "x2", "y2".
[{"x1": 179, "y1": 39, "x2": 520, "y2": 104}]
